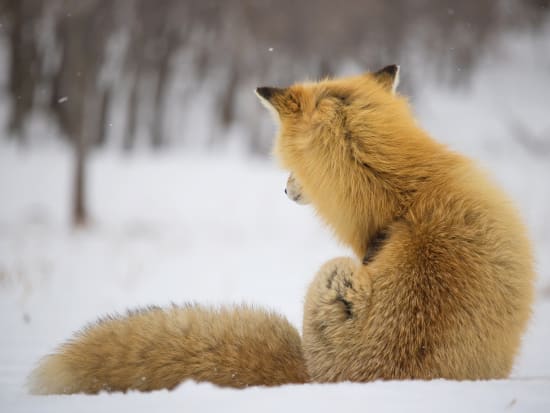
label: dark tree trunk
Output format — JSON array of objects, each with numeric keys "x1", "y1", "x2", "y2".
[
  {"x1": 123, "y1": 64, "x2": 142, "y2": 151},
  {"x1": 97, "y1": 88, "x2": 111, "y2": 147},
  {"x1": 151, "y1": 39, "x2": 177, "y2": 149},
  {"x1": 6, "y1": 0, "x2": 42, "y2": 142},
  {"x1": 72, "y1": 132, "x2": 87, "y2": 227}
]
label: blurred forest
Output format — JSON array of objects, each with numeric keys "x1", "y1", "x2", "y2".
[
  {"x1": 0, "y1": 0, "x2": 548, "y2": 225},
  {"x1": 0, "y1": 0, "x2": 548, "y2": 153}
]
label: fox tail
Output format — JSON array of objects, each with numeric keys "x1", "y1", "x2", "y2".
[{"x1": 28, "y1": 304, "x2": 308, "y2": 394}]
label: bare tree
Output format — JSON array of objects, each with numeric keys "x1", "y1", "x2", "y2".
[
  {"x1": 123, "y1": 0, "x2": 185, "y2": 150},
  {"x1": 0, "y1": 0, "x2": 547, "y2": 158},
  {"x1": 48, "y1": 0, "x2": 114, "y2": 226},
  {"x1": 2, "y1": 0, "x2": 43, "y2": 143}
]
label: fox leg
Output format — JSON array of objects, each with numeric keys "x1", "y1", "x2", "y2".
[{"x1": 302, "y1": 257, "x2": 372, "y2": 382}]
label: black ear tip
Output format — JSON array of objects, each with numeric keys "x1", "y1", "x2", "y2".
[
  {"x1": 377, "y1": 64, "x2": 399, "y2": 76},
  {"x1": 256, "y1": 86, "x2": 275, "y2": 100}
]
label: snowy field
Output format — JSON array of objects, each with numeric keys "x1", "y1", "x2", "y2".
[{"x1": 1, "y1": 30, "x2": 550, "y2": 413}]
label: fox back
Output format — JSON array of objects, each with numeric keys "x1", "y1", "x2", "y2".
[{"x1": 257, "y1": 66, "x2": 534, "y2": 380}]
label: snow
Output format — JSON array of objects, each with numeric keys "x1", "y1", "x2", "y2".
[
  {"x1": 1, "y1": 28, "x2": 550, "y2": 413},
  {"x1": 2, "y1": 380, "x2": 549, "y2": 413}
]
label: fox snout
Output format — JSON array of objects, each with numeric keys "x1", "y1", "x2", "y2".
[{"x1": 286, "y1": 174, "x2": 309, "y2": 205}]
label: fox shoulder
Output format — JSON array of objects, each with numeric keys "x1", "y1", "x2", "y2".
[{"x1": 28, "y1": 304, "x2": 308, "y2": 394}]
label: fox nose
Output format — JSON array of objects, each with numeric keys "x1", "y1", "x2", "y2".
[{"x1": 284, "y1": 188, "x2": 287, "y2": 195}]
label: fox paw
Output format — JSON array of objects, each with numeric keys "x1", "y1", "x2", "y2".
[
  {"x1": 307, "y1": 257, "x2": 370, "y2": 323},
  {"x1": 302, "y1": 257, "x2": 372, "y2": 381},
  {"x1": 323, "y1": 258, "x2": 357, "y2": 319}
]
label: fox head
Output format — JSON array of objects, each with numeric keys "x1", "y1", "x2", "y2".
[{"x1": 256, "y1": 66, "x2": 450, "y2": 257}]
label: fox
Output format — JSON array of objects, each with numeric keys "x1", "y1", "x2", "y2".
[{"x1": 28, "y1": 65, "x2": 534, "y2": 394}]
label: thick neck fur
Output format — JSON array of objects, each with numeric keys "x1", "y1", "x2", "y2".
[
  {"x1": 272, "y1": 75, "x2": 462, "y2": 259},
  {"x1": 281, "y1": 124, "x2": 458, "y2": 258}
]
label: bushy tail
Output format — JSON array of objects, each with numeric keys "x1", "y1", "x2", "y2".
[{"x1": 28, "y1": 304, "x2": 308, "y2": 394}]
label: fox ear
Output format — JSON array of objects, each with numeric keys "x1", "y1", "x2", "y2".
[
  {"x1": 372, "y1": 65, "x2": 400, "y2": 93},
  {"x1": 255, "y1": 87, "x2": 285, "y2": 114},
  {"x1": 255, "y1": 86, "x2": 301, "y2": 115},
  {"x1": 256, "y1": 87, "x2": 285, "y2": 102}
]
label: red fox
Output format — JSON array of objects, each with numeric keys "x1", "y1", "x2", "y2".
[{"x1": 28, "y1": 65, "x2": 534, "y2": 394}]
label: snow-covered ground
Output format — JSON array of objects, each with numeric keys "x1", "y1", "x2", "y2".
[
  {"x1": 0, "y1": 147, "x2": 548, "y2": 412},
  {"x1": 1, "y1": 28, "x2": 550, "y2": 413}
]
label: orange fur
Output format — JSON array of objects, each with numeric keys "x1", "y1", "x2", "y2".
[
  {"x1": 28, "y1": 305, "x2": 307, "y2": 394},
  {"x1": 29, "y1": 66, "x2": 535, "y2": 394},
  {"x1": 262, "y1": 66, "x2": 534, "y2": 381}
]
